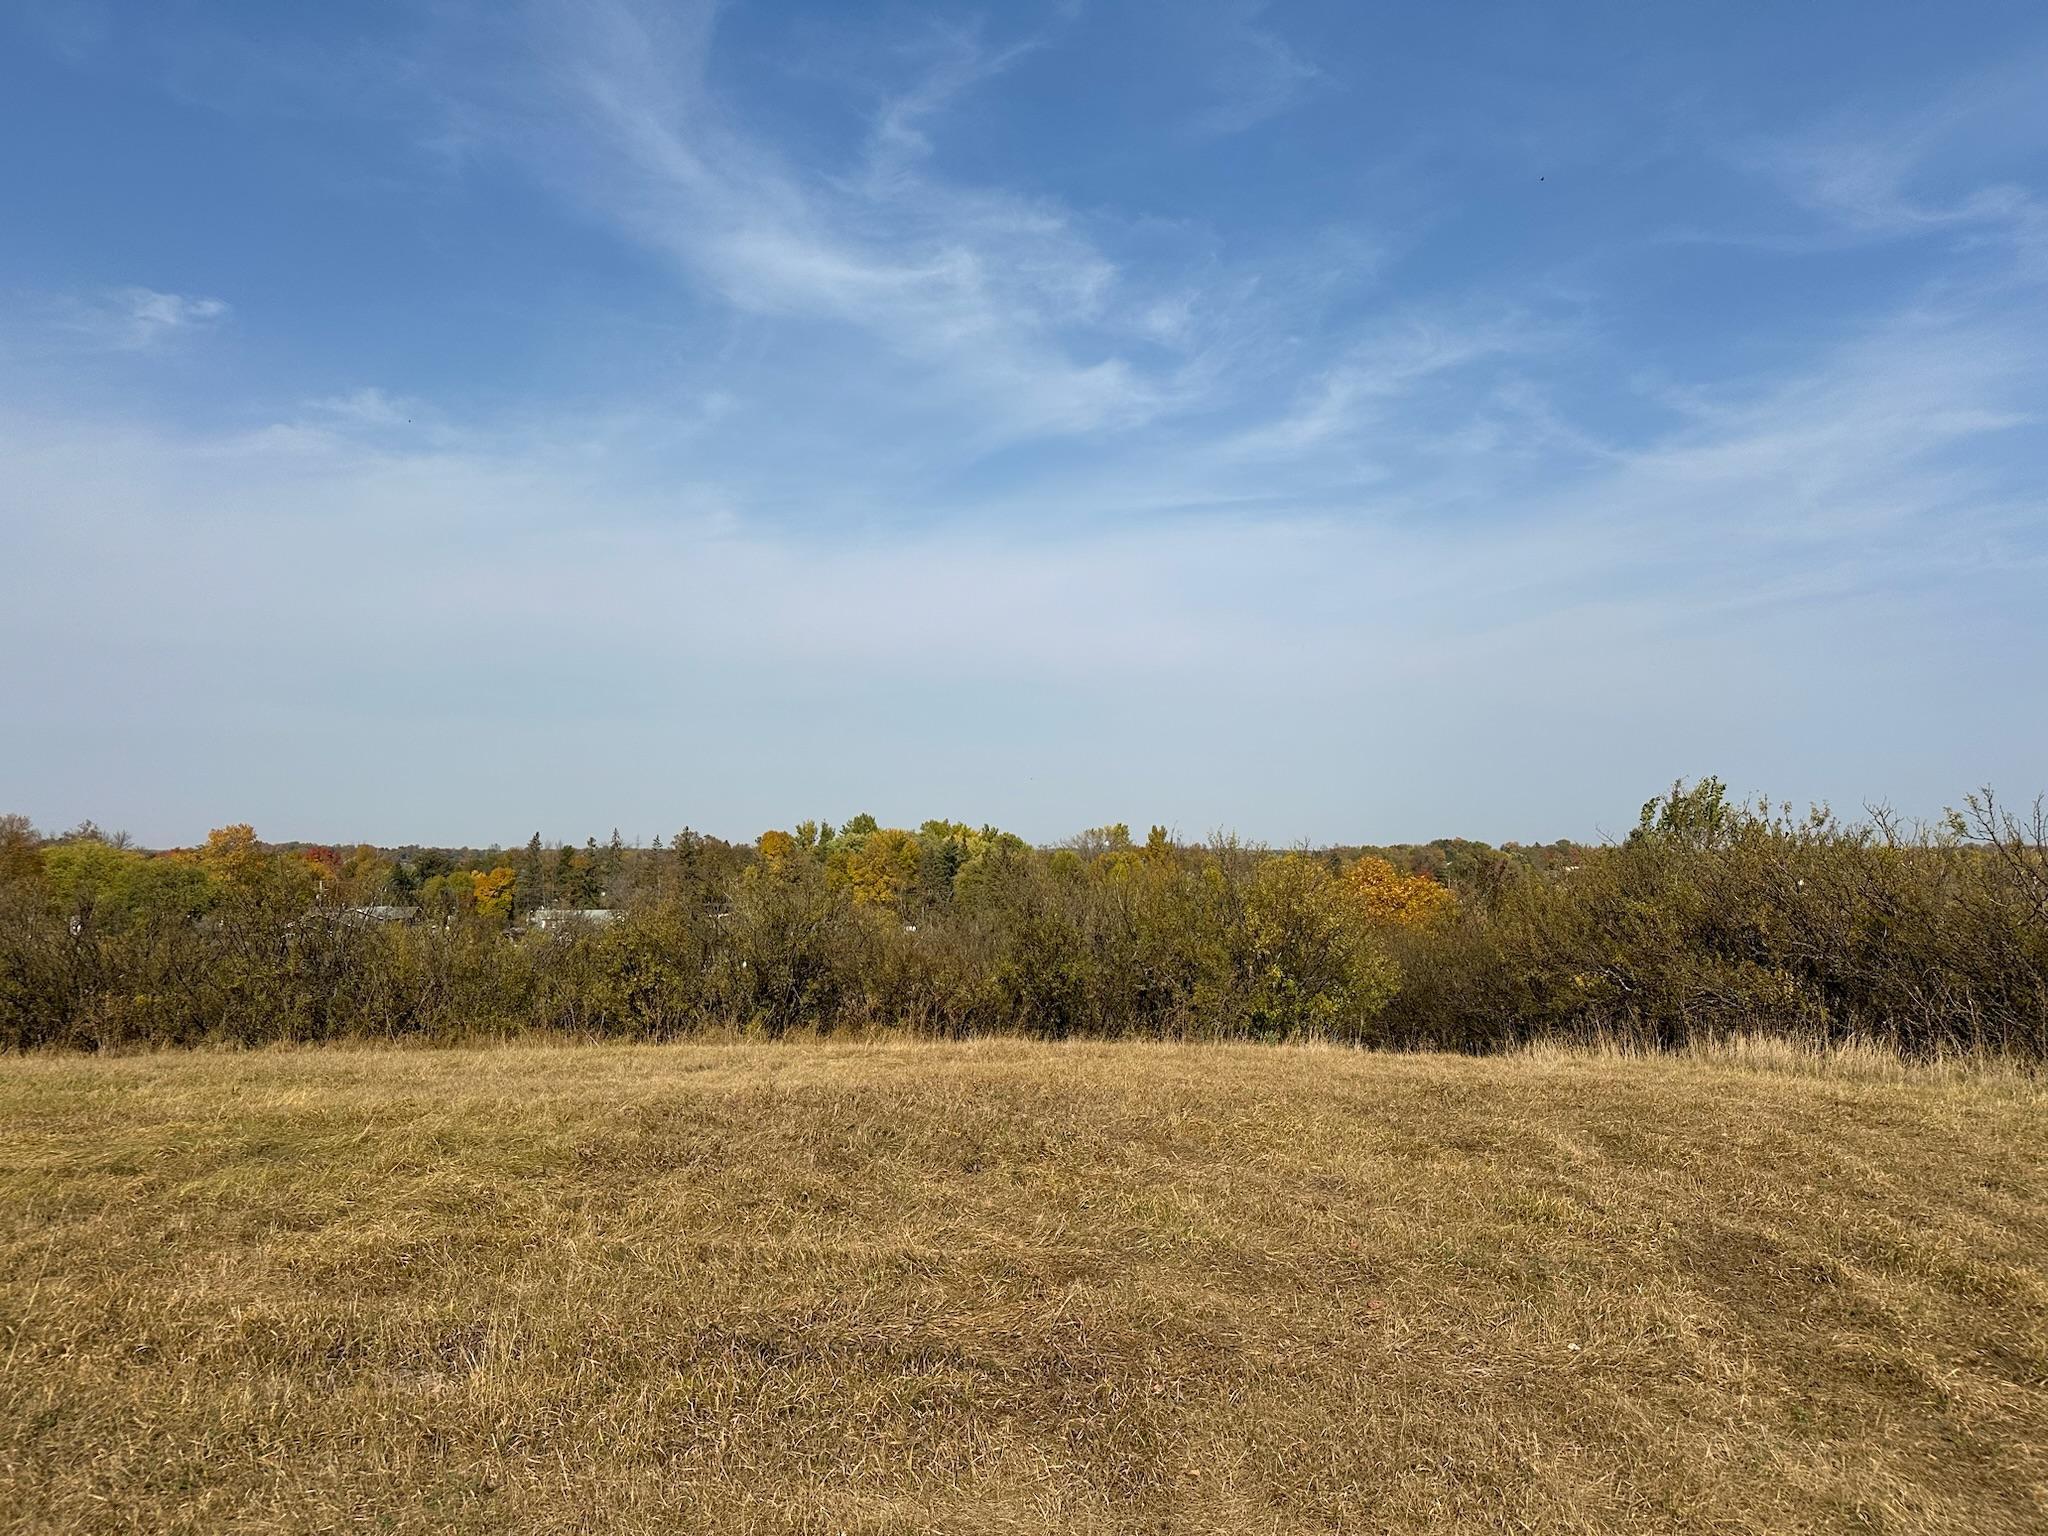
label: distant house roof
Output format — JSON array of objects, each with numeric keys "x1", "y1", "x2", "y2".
[
  {"x1": 346, "y1": 905, "x2": 419, "y2": 922},
  {"x1": 528, "y1": 908, "x2": 620, "y2": 928}
]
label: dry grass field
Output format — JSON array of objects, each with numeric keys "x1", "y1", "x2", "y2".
[{"x1": 2, "y1": 1038, "x2": 2045, "y2": 1535}]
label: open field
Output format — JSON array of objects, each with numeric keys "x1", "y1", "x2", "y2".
[{"x1": 3, "y1": 1040, "x2": 2045, "y2": 1534}]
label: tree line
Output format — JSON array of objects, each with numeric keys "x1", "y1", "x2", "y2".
[{"x1": 1, "y1": 780, "x2": 2044, "y2": 1056}]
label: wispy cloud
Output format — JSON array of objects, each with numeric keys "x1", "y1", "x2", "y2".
[
  {"x1": 1736, "y1": 56, "x2": 2048, "y2": 275},
  {"x1": 307, "y1": 387, "x2": 416, "y2": 429},
  {"x1": 8, "y1": 0, "x2": 111, "y2": 64},
  {"x1": 58, "y1": 287, "x2": 230, "y2": 351},
  {"x1": 445, "y1": 0, "x2": 1185, "y2": 446},
  {"x1": 5, "y1": 273, "x2": 2039, "y2": 844},
  {"x1": 1757, "y1": 135, "x2": 2047, "y2": 268},
  {"x1": 2, "y1": 3, "x2": 2044, "y2": 840},
  {"x1": 1218, "y1": 310, "x2": 1555, "y2": 462},
  {"x1": 862, "y1": 23, "x2": 1045, "y2": 187},
  {"x1": 1188, "y1": 1, "x2": 1324, "y2": 138}
]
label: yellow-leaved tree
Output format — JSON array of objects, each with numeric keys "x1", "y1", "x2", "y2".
[
  {"x1": 472, "y1": 867, "x2": 517, "y2": 922},
  {"x1": 1344, "y1": 856, "x2": 1457, "y2": 930},
  {"x1": 756, "y1": 829, "x2": 800, "y2": 874},
  {"x1": 193, "y1": 824, "x2": 269, "y2": 893},
  {"x1": 845, "y1": 826, "x2": 921, "y2": 908}
]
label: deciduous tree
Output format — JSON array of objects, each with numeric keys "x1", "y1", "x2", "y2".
[{"x1": 1345, "y1": 856, "x2": 1457, "y2": 930}]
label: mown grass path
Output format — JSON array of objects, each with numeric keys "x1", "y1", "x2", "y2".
[{"x1": 3, "y1": 1040, "x2": 2044, "y2": 1533}]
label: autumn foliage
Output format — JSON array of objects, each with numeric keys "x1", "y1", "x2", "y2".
[
  {"x1": 1345, "y1": 855, "x2": 1458, "y2": 930},
  {"x1": 471, "y1": 867, "x2": 517, "y2": 922},
  {"x1": 0, "y1": 780, "x2": 2044, "y2": 1055}
]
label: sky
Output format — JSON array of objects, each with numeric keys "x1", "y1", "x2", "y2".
[{"x1": 2, "y1": 0, "x2": 2045, "y2": 850}]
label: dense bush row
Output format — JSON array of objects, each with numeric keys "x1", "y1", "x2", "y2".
[
  {"x1": 1382, "y1": 784, "x2": 2048, "y2": 1056},
  {"x1": 2, "y1": 781, "x2": 2044, "y2": 1055}
]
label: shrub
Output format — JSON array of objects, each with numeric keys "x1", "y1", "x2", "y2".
[{"x1": 2, "y1": 786, "x2": 2044, "y2": 1056}]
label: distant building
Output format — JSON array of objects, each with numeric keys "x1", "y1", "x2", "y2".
[
  {"x1": 345, "y1": 905, "x2": 419, "y2": 924},
  {"x1": 528, "y1": 908, "x2": 620, "y2": 931}
]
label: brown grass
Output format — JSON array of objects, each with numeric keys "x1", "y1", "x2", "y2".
[{"x1": 3, "y1": 1038, "x2": 2045, "y2": 1533}]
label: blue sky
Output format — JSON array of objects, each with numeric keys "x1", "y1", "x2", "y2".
[{"x1": 2, "y1": 0, "x2": 2045, "y2": 849}]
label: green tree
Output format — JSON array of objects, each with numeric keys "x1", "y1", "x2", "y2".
[
  {"x1": 517, "y1": 833, "x2": 547, "y2": 911},
  {"x1": 1632, "y1": 777, "x2": 1736, "y2": 851},
  {"x1": 1242, "y1": 855, "x2": 1397, "y2": 1040},
  {"x1": 44, "y1": 841, "x2": 216, "y2": 931},
  {"x1": 0, "y1": 815, "x2": 44, "y2": 894}
]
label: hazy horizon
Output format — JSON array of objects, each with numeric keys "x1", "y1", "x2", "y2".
[{"x1": 4, "y1": 1, "x2": 2045, "y2": 849}]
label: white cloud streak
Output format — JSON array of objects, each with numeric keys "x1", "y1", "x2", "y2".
[
  {"x1": 456, "y1": 0, "x2": 1182, "y2": 445},
  {"x1": 60, "y1": 287, "x2": 230, "y2": 351},
  {"x1": 1187, "y1": 1, "x2": 1324, "y2": 138}
]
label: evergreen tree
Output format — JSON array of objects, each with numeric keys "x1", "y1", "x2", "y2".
[{"x1": 516, "y1": 832, "x2": 546, "y2": 911}]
